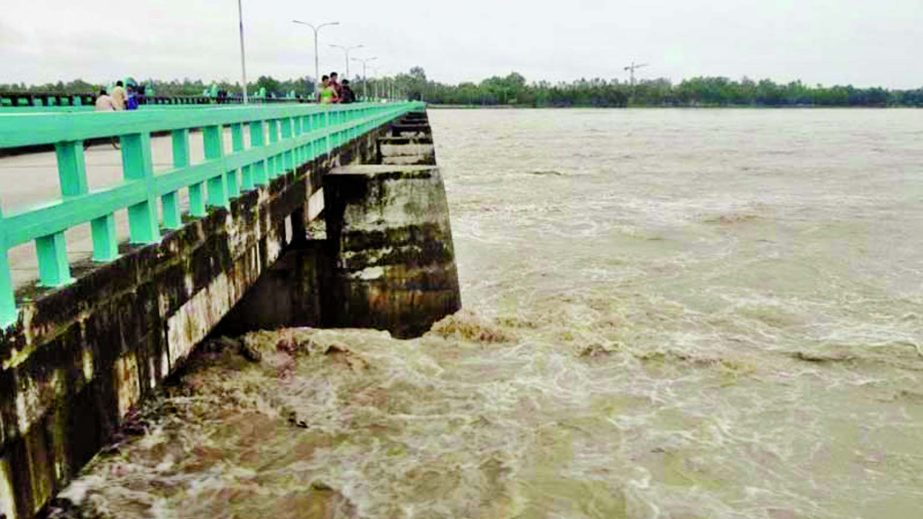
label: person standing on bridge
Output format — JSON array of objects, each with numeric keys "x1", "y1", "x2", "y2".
[
  {"x1": 340, "y1": 79, "x2": 356, "y2": 103},
  {"x1": 87, "y1": 89, "x2": 120, "y2": 150},
  {"x1": 330, "y1": 72, "x2": 343, "y2": 102},
  {"x1": 319, "y1": 75, "x2": 338, "y2": 104},
  {"x1": 94, "y1": 88, "x2": 117, "y2": 111},
  {"x1": 110, "y1": 80, "x2": 127, "y2": 110}
]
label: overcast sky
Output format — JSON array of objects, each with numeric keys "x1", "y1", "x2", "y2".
[{"x1": 2, "y1": 0, "x2": 921, "y2": 88}]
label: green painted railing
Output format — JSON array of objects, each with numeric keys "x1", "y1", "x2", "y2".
[{"x1": 0, "y1": 101, "x2": 424, "y2": 327}]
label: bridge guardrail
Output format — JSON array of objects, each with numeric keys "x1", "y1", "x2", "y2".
[
  {"x1": 0, "y1": 92, "x2": 306, "y2": 110},
  {"x1": 0, "y1": 101, "x2": 424, "y2": 326}
]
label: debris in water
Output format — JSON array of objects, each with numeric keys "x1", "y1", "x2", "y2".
[
  {"x1": 430, "y1": 310, "x2": 513, "y2": 343},
  {"x1": 790, "y1": 350, "x2": 855, "y2": 363}
]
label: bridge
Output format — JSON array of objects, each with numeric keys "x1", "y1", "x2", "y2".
[{"x1": 0, "y1": 101, "x2": 459, "y2": 518}]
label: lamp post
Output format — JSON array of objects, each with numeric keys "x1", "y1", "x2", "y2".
[
  {"x1": 237, "y1": 0, "x2": 248, "y2": 103},
  {"x1": 292, "y1": 20, "x2": 340, "y2": 99},
  {"x1": 330, "y1": 44, "x2": 363, "y2": 79},
  {"x1": 351, "y1": 56, "x2": 377, "y2": 100},
  {"x1": 369, "y1": 67, "x2": 378, "y2": 100}
]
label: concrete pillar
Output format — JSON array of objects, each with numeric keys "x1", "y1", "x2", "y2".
[
  {"x1": 323, "y1": 165, "x2": 461, "y2": 338},
  {"x1": 389, "y1": 111, "x2": 431, "y2": 138},
  {"x1": 377, "y1": 135, "x2": 436, "y2": 165}
]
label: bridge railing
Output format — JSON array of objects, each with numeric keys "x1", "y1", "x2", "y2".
[
  {"x1": 0, "y1": 92, "x2": 307, "y2": 110},
  {"x1": 0, "y1": 101, "x2": 424, "y2": 326}
]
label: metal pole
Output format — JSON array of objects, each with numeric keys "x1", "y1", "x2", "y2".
[
  {"x1": 331, "y1": 44, "x2": 363, "y2": 79},
  {"x1": 237, "y1": 0, "x2": 248, "y2": 103},
  {"x1": 314, "y1": 29, "x2": 320, "y2": 99},
  {"x1": 293, "y1": 20, "x2": 339, "y2": 101},
  {"x1": 352, "y1": 56, "x2": 377, "y2": 101}
]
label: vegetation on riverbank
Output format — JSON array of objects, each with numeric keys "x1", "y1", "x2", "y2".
[
  {"x1": 4, "y1": 67, "x2": 921, "y2": 108},
  {"x1": 401, "y1": 69, "x2": 922, "y2": 108}
]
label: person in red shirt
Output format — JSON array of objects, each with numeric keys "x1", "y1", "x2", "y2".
[{"x1": 329, "y1": 72, "x2": 344, "y2": 103}]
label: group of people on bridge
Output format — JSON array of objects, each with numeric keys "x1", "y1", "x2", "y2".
[
  {"x1": 94, "y1": 81, "x2": 142, "y2": 112},
  {"x1": 318, "y1": 72, "x2": 356, "y2": 104}
]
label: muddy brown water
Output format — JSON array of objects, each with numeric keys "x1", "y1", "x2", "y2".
[{"x1": 55, "y1": 109, "x2": 923, "y2": 519}]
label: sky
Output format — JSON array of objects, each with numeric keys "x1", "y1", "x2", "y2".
[{"x1": 2, "y1": 0, "x2": 922, "y2": 89}]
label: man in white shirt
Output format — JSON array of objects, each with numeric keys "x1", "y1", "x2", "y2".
[
  {"x1": 87, "y1": 89, "x2": 120, "y2": 150},
  {"x1": 94, "y1": 89, "x2": 116, "y2": 111},
  {"x1": 110, "y1": 80, "x2": 127, "y2": 110}
]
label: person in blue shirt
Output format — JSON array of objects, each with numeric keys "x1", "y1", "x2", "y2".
[{"x1": 126, "y1": 85, "x2": 140, "y2": 110}]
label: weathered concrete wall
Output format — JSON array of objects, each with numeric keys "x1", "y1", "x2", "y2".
[
  {"x1": 378, "y1": 136, "x2": 436, "y2": 166},
  {"x1": 214, "y1": 240, "x2": 331, "y2": 335},
  {"x1": 0, "y1": 118, "x2": 393, "y2": 519},
  {"x1": 390, "y1": 111, "x2": 430, "y2": 134},
  {"x1": 323, "y1": 164, "x2": 461, "y2": 339}
]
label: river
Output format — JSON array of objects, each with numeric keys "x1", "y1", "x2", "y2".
[{"x1": 56, "y1": 109, "x2": 923, "y2": 518}]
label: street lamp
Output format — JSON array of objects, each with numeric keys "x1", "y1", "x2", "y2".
[
  {"x1": 330, "y1": 44, "x2": 363, "y2": 79},
  {"x1": 292, "y1": 20, "x2": 340, "y2": 99},
  {"x1": 237, "y1": 0, "x2": 248, "y2": 103},
  {"x1": 351, "y1": 56, "x2": 377, "y2": 100},
  {"x1": 368, "y1": 66, "x2": 379, "y2": 100}
]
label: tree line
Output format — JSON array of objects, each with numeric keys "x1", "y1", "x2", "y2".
[
  {"x1": 3, "y1": 68, "x2": 922, "y2": 107},
  {"x1": 391, "y1": 69, "x2": 923, "y2": 108}
]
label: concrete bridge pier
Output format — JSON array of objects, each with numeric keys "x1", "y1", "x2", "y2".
[
  {"x1": 217, "y1": 110, "x2": 459, "y2": 339},
  {"x1": 388, "y1": 111, "x2": 432, "y2": 138},
  {"x1": 322, "y1": 163, "x2": 460, "y2": 339}
]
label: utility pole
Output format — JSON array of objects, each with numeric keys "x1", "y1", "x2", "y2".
[
  {"x1": 331, "y1": 44, "x2": 363, "y2": 79},
  {"x1": 351, "y1": 56, "x2": 377, "y2": 100},
  {"x1": 237, "y1": 0, "x2": 248, "y2": 103},
  {"x1": 292, "y1": 20, "x2": 340, "y2": 99},
  {"x1": 623, "y1": 62, "x2": 649, "y2": 87}
]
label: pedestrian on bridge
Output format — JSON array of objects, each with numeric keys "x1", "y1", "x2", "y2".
[
  {"x1": 319, "y1": 75, "x2": 338, "y2": 104},
  {"x1": 110, "y1": 80, "x2": 127, "y2": 110},
  {"x1": 87, "y1": 89, "x2": 120, "y2": 150},
  {"x1": 126, "y1": 85, "x2": 140, "y2": 110},
  {"x1": 330, "y1": 72, "x2": 343, "y2": 101},
  {"x1": 94, "y1": 88, "x2": 116, "y2": 111},
  {"x1": 341, "y1": 79, "x2": 356, "y2": 103}
]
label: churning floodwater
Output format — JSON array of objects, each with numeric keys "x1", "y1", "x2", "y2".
[{"x1": 57, "y1": 109, "x2": 923, "y2": 518}]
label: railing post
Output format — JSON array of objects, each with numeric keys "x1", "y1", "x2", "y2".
[
  {"x1": 203, "y1": 125, "x2": 228, "y2": 208},
  {"x1": 90, "y1": 214, "x2": 119, "y2": 261},
  {"x1": 331, "y1": 110, "x2": 339, "y2": 148},
  {"x1": 36, "y1": 233, "x2": 71, "y2": 287},
  {"x1": 0, "y1": 208, "x2": 17, "y2": 327},
  {"x1": 58, "y1": 141, "x2": 120, "y2": 262},
  {"x1": 325, "y1": 110, "x2": 332, "y2": 155},
  {"x1": 268, "y1": 119, "x2": 280, "y2": 178},
  {"x1": 249, "y1": 121, "x2": 268, "y2": 186},
  {"x1": 293, "y1": 116, "x2": 304, "y2": 166},
  {"x1": 172, "y1": 128, "x2": 204, "y2": 219},
  {"x1": 121, "y1": 133, "x2": 160, "y2": 244},
  {"x1": 280, "y1": 118, "x2": 293, "y2": 173},
  {"x1": 230, "y1": 123, "x2": 246, "y2": 194},
  {"x1": 300, "y1": 115, "x2": 310, "y2": 163},
  {"x1": 33, "y1": 141, "x2": 88, "y2": 287},
  {"x1": 307, "y1": 113, "x2": 317, "y2": 161}
]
